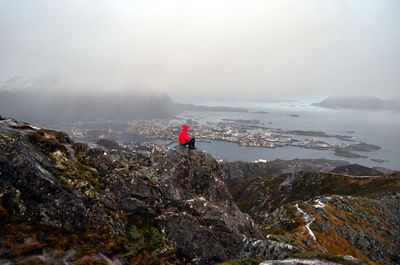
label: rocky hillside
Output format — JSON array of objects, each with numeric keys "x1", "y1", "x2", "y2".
[
  {"x1": 0, "y1": 117, "x2": 297, "y2": 265},
  {"x1": 219, "y1": 159, "x2": 350, "y2": 180},
  {"x1": 2, "y1": 117, "x2": 399, "y2": 265},
  {"x1": 225, "y1": 172, "x2": 400, "y2": 265},
  {"x1": 263, "y1": 195, "x2": 400, "y2": 265},
  {"x1": 219, "y1": 160, "x2": 394, "y2": 181},
  {"x1": 225, "y1": 172, "x2": 400, "y2": 221}
]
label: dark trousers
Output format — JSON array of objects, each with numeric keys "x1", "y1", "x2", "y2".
[{"x1": 181, "y1": 138, "x2": 195, "y2": 148}]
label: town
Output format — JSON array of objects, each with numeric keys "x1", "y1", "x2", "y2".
[{"x1": 58, "y1": 118, "x2": 381, "y2": 156}]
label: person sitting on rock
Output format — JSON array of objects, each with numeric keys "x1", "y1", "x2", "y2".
[{"x1": 178, "y1": 124, "x2": 196, "y2": 149}]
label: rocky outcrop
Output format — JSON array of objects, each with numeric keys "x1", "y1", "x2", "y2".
[
  {"x1": 96, "y1": 138, "x2": 125, "y2": 151},
  {"x1": 0, "y1": 118, "x2": 297, "y2": 264}
]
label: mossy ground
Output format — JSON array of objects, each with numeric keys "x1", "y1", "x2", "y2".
[
  {"x1": 26, "y1": 131, "x2": 67, "y2": 155},
  {"x1": 228, "y1": 172, "x2": 400, "y2": 220},
  {"x1": 261, "y1": 197, "x2": 397, "y2": 265},
  {"x1": 0, "y1": 198, "x2": 174, "y2": 264}
]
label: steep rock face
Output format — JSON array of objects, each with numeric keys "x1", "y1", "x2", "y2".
[
  {"x1": 151, "y1": 147, "x2": 264, "y2": 262},
  {"x1": 0, "y1": 118, "x2": 297, "y2": 264}
]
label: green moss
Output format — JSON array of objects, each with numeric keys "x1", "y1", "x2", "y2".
[
  {"x1": 331, "y1": 210, "x2": 346, "y2": 221},
  {"x1": 120, "y1": 214, "x2": 166, "y2": 258},
  {"x1": 268, "y1": 234, "x2": 295, "y2": 245},
  {"x1": 27, "y1": 132, "x2": 66, "y2": 155},
  {"x1": 347, "y1": 215, "x2": 358, "y2": 224},
  {"x1": 309, "y1": 222, "x2": 322, "y2": 233},
  {"x1": 297, "y1": 202, "x2": 309, "y2": 211},
  {"x1": 128, "y1": 225, "x2": 144, "y2": 243}
]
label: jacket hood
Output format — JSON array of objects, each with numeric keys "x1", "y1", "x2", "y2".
[{"x1": 182, "y1": 125, "x2": 189, "y2": 131}]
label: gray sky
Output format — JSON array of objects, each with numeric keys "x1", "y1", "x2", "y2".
[{"x1": 1, "y1": 0, "x2": 399, "y2": 101}]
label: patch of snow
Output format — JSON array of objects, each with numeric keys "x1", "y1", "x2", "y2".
[
  {"x1": 29, "y1": 125, "x2": 41, "y2": 130},
  {"x1": 185, "y1": 197, "x2": 207, "y2": 203},
  {"x1": 313, "y1": 199, "x2": 326, "y2": 209},
  {"x1": 260, "y1": 258, "x2": 341, "y2": 265},
  {"x1": 253, "y1": 159, "x2": 267, "y2": 163},
  {"x1": 295, "y1": 204, "x2": 316, "y2": 241}
]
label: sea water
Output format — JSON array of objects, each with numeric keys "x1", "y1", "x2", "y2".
[{"x1": 175, "y1": 101, "x2": 400, "y2": 170}]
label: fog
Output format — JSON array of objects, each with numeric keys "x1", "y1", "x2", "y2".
[{"x1": 1, "y1": 0, "x2": 400, "y2": 101}]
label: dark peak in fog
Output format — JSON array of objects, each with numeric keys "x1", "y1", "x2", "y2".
[
  {"x1": 313, "y1": 96, "x2": 400, "y2": 111},
  {"x1": 0, "y1": 90, "x2": 177, "y2": 125}
]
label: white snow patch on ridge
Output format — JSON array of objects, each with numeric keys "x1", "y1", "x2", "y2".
[
  {"x1": 313, "y1": 199, "x2": 326, "y2": 209},
  {"x1": 295, "y1": 203, "x2": 316, "y2": 241},
  {"x1": 260, "y1": 258, "x2": 342, "y2": 265}
]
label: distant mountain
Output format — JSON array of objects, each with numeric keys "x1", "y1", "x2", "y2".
[
  {"x1": 0, "y1": 73, "x2": 249, "y2": 125},
  {"x1": 312, "y1": 96, "x2": 400, "y2": 111},
  {"x1": 175, "y1": 103, "x2": 248, "y2": 113},
  {"x1": 0, "y1": 90, "x2": 180, "y2": 124}
]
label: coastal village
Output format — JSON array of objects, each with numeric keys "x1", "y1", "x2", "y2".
[{"x1": 61, "y1": 118, "x2": 381, "y2": 159}]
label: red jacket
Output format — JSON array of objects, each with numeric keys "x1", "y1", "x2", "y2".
[{"x1": 178, "y1": 125, "x2": 191, "y2": 144}]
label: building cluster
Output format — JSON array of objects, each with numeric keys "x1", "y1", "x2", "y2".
[
  {"x1": 125, "y1": 120, "x2": 338, "y2": 150},
  {"x1": 55, "y1": 119, "x2": 361, "y2": 152}
]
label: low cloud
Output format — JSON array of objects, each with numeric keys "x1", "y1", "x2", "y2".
[{"x1": 1, "y1": 0, "x2": 399, "y2": 100}]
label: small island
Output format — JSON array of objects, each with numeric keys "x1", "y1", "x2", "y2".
[{"x1": 334, "y1": 147, "x2": 368, "y2": 158}]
